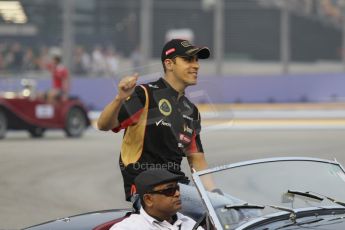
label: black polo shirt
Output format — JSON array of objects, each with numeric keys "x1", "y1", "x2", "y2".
[{"x1": 113, "y1": 78, "x2": 204, "y2": 200}]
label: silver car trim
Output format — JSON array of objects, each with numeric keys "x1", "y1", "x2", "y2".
[
  {"x1": 192, "y1": 172, "x2": 224, "y2": 230},
  {"x1": 194, "y1": 157, "x2": 342, "y2": 176}
]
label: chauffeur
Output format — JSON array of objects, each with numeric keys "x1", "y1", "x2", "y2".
[{"x1": 109, "y1": 169, "x2": 204, "y2": 230}]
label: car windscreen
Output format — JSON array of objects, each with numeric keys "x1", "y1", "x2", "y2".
[{"x1": 195, "y1": 160, "x2": 345, "y2": 228}]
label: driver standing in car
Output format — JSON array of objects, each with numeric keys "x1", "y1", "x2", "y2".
[
  {"x1": 110, "y1": 169, "x2": 204, "y2": 230},
  {"x1": 98, "y1": 39, "x2": 218, "y2": 205}
]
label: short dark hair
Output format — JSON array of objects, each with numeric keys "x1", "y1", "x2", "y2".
[
  {"x1": 162, "y1": 58, "x2": 176, "y2": 73},
  {"x1": 53, "y1": 56, "x2": 61, "y2": 63},
  {"x1": 140, "y1": 194, "x2": 146, "y2": 208}
]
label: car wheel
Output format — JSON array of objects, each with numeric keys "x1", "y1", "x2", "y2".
[
  {"x1": 28, "y1": 127, "x2": 45, "y2": 138},
  {"x1": 64, "y1": 107, "x2": 87, "y2": 137},
  {"x1": 0, "y1": 110, "x2": 7, "y2": 139}
]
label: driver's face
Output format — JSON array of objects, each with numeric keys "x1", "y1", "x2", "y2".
[{"x1": 171, "y1": 55, "x2": 200, "y2": 86}]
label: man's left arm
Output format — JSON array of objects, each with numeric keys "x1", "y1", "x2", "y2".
[
  {"x1": 186, "y1": 152, "x2": 207, "y2": 171},
  {"x1": 185, "y1": 108, "x2": 220, "y2": 192},
  {"x1": 186, "y1": 152, "x2": 216, "y2": 191}
]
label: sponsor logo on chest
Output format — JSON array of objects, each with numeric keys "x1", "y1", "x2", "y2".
[
  {"x1": 178, "y1": 143, "x2": 184, "y2": 148},
  {"x1": 155, "y1": 119, "x2": 172, "y2": 127},
  {"x1": 183, "y1": 114, "x2": 193, "y2": 121},
  {"x1": 179, "y1": 133, "x2": 191, "y2": 144},
  {"x1": 148, "y1": 84, "x2": 159, "y2": 89},
  {"x1": 183, "y1": 124, "x2": 193, "y2": 134},
  {"x1": 183, "y1": 100, "x2": 192, "y2": 110}
]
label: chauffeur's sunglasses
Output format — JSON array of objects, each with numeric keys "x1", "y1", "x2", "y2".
[{"x1": 148, "y1": 185, "x2": 180, "y2": 197}]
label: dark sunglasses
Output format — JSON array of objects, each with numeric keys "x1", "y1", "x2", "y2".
[{"x1": 148, "y1": 185, "x2": 180, "y2": 197}]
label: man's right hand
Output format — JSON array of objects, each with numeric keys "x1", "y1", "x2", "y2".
[
  {"x1": 97, "y1": 73, "x2": 139, "y2": 131},
  {"x1": 117, "y1": 73, "x2": 139, "y2": 100}
]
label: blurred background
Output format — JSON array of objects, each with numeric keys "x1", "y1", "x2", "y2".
[
  {"x1": 0, "y1": 0, "x2": 345, "y2": 74},
  {"x1": 1, "y1": 0, "x2": 345, "y2": 108},
  {"x1": 2, "y1": 0, "x2": 345, "y2": 229}
]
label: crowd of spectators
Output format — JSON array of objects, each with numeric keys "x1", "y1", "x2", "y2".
[
  {"x1": 0, "y1": 42, "x2": 124, "y2": 77},
  {"x1": 259, "y1": 0, "x2": 344, "y2": 24}
]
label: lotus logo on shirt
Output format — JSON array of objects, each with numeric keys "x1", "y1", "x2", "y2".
[{"x1": 158, "y1": 99, "x2": 172, "y2": 116}]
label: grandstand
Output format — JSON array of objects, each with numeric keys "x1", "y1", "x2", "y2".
[
  {"x1": 0, "y1": 0, "x2": 345, "y2": 106},
  {"x1": 0, "y1": 0, "x2": 343, "y2": 72}
]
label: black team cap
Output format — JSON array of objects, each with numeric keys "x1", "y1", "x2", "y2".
[
  {"x1": 134, "y1": 169, "x2": 185, "y2": 196},
  {"x1": 161, "y1": 39, "x2": 210, "y2": 62}
]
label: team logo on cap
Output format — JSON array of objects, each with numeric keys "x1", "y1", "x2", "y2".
[
  {"x1": 158, "y1": 99, "x2": 172, "y2": 116},
  {"x1": 165, "y1": 48, "x2": 176, "y2": 56},
  {"x1": 181, "y1": 41, "x2": 192, "y2": 47},
  {"x1": 186, "y1": 48, "x2": 199, "y2": 55}
]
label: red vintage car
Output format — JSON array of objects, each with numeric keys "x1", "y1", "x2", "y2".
[{"x1": 0, "y1": 79, "x2": 90, "y2": 139}]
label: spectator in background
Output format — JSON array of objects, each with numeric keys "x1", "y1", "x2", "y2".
[
  {"x1": 92, "y1": 45, "x2": 106, "y2": 76},
  {"x1": 23, "y1": 48, "x2": 38, "y2": 71},
  {"x1": 38, "y1": 46, "x2": 51, "y2": 70},
  {"x1": 319, "y1": 0, "x2": 341, "y2": 23},
  {"x1": 0, "y1": 43, "x2": 6, "y2": 70},
  {"x1": 74, "y1": 46, "x2": 91, "y2": 75},
  {"x1": 3, "y1": 45, "x2": 14, "y2": 71},
  {"x1": 3, "y1": 43, "x2": 37, "y2": 72},
  {"x1": 10, "y1": 42, "x2": 24, "y2": 71},
  {"x1": 74, "y1": 46, "x2": 84, "y2": 75},
  {"x1": 105, "y1": 46, "x2": 119, "y2": 78},
  {"x1": 80, "y1": 47, "x2": 92, "y2": 74},
  {"x1": 46, "y1": 55, "x2": 70, "y2": 103},
  {"x1": 130, "y1": 46, "x2": 142, "y2": 74}
]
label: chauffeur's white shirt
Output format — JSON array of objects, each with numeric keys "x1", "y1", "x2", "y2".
[{"x1": 110, "y1": 207, "x2": 204, "y2": 230}]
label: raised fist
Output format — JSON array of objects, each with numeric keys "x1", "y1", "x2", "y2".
[{"x1": 117, "y1": 73, "x2": 139, "y2": 100}]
